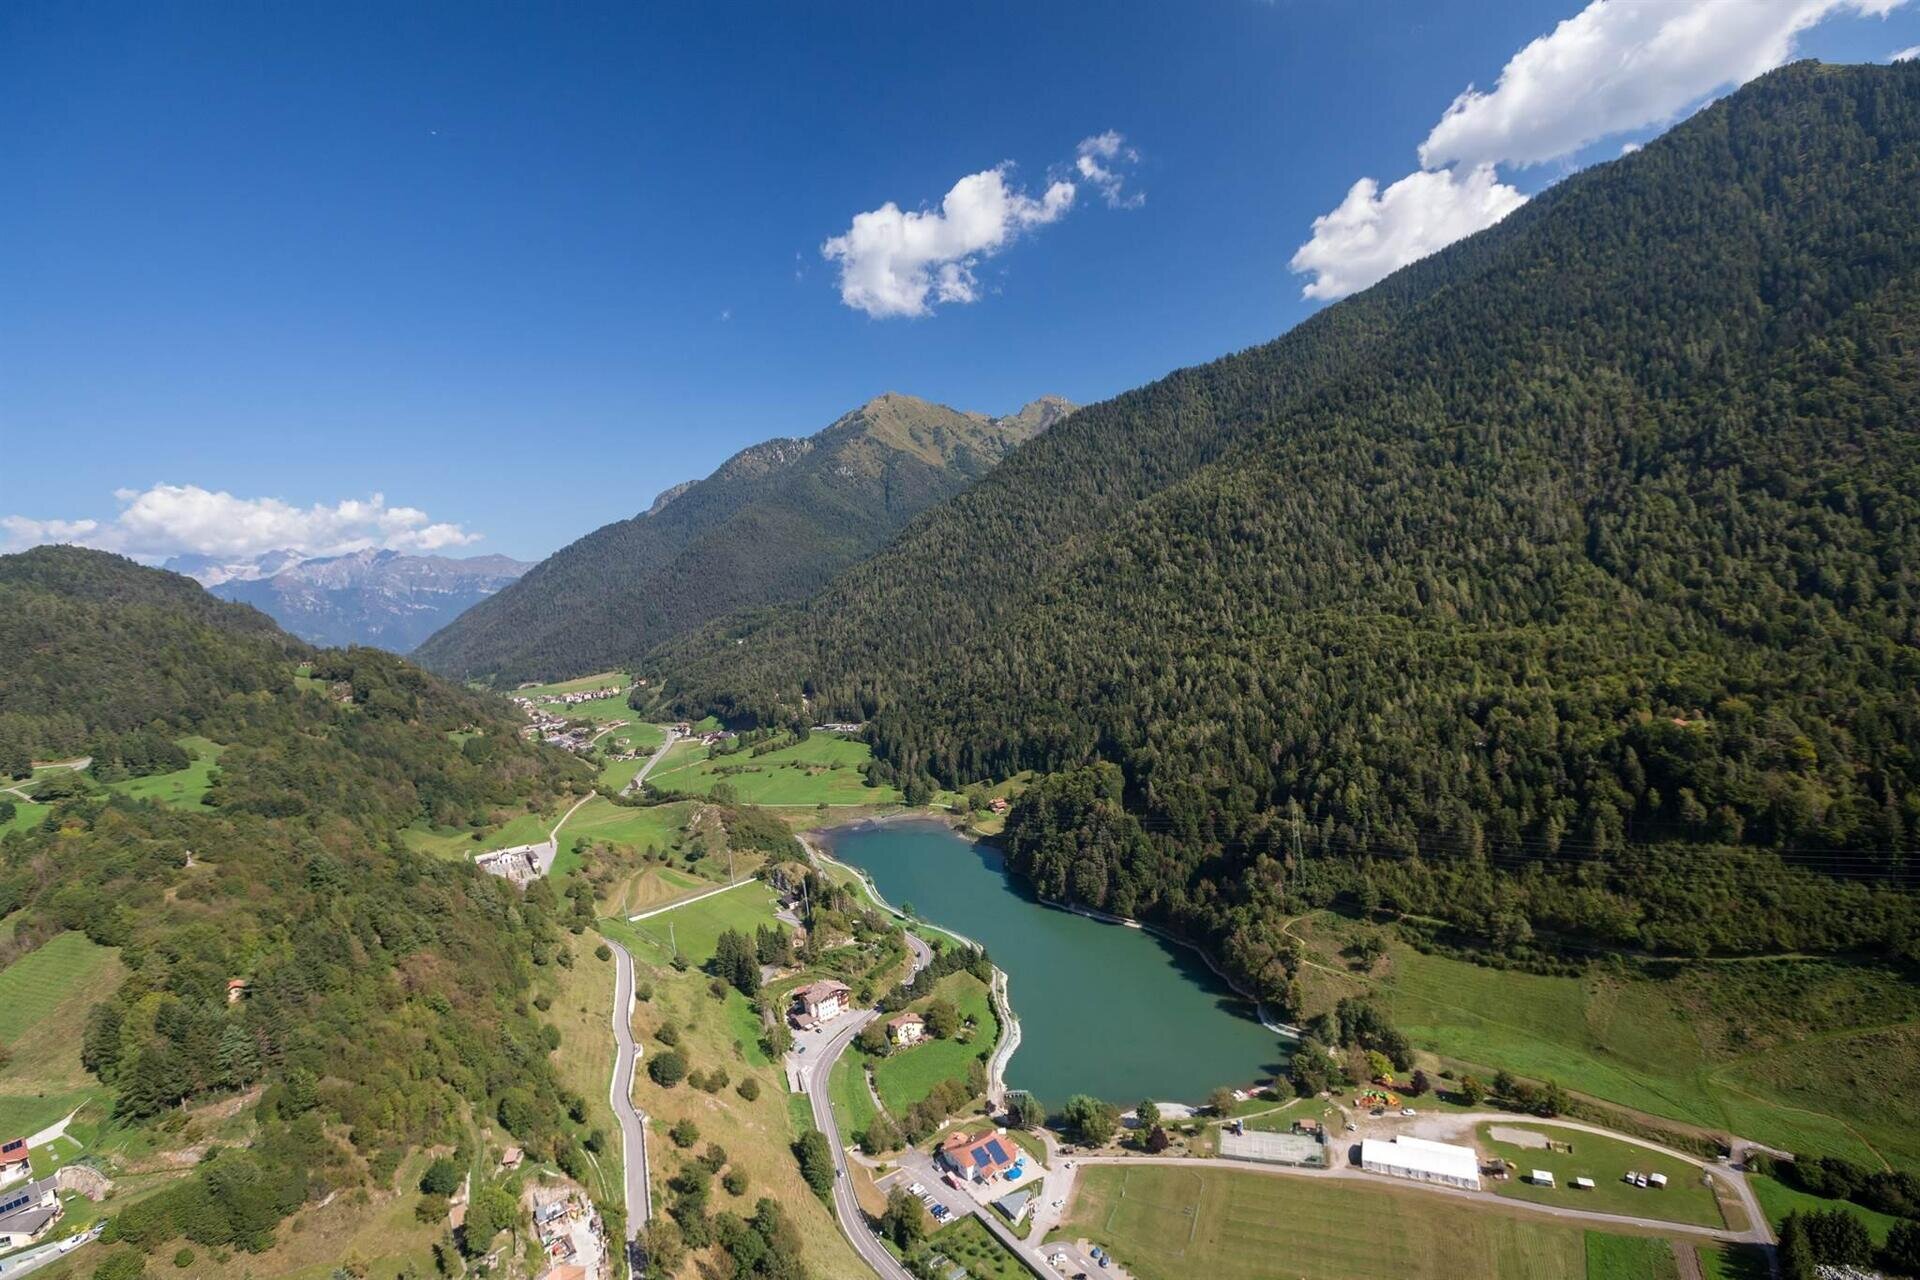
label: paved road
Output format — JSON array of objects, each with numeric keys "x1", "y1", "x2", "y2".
[
  {"x1": 622, "y1": 730, "x2": 680, "y2": 796},
  {"x1": 798, "y1": 1008, "x2": 917, "y2": 1280},
  {"x1": 604, "y1": 939, "x2": 651, "y2": 1256}
]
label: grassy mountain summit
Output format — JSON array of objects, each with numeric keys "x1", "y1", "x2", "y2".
[
  {"x1": 413, "y1": 390, "x2": 1071, "y2": 685},
  {"x1": 654, "y1": 62, "x2": 1920, "y2": 984}
]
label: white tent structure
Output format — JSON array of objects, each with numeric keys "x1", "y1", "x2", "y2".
[{"x1": 1359, "y1": 1137, "x2": 1482, "y2": 1190}]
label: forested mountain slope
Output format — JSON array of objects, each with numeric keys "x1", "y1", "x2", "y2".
[
  {"x1": 0, "y1": 547, "x2": 595, "y2": 1267},
  {"x1": 655, "y1": 62, "x2": 1920, "y2": 994},
  {"x1": 414, "y1": 391, "x2": 1073, "y2": 685}
]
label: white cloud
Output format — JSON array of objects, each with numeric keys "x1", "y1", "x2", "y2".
[
  {"x1": 1288, "y1": 166, "x2": 1527, "y2": 301},
  {"x1": 823, "y1": 166, "x2": 1076, "y2": 318},
  {"x1": 1076, "y1": 131, "x2": 1143, "y2": 208},
  {"x1": 1291, "y1": 0, "x2": 1906, "y2": 301},
  {"x1": 1894, "y1": 43, "x2": 1920, "y2": 59},
  {"x1": 1420, "y1": 0, "x2": 1905, "y2": 171},
  {"x1": 2, "y1": 485, "x2": 481, "y2": 560},
  {"x1": 822, "y1": 132, "x2": 1141, "y2": 318}
]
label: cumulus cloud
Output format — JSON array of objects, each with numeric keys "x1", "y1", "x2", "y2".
[
  {"x1": 1076, "y1": 131, "x2": 1143, "y2": 208},
  {"x1": 1291, "y1": 0, "x2": 1907, "y2": 301},
  {"x1": 1, "y1": 485, "x2": 481, "y2": 560},
  {"x1": 1894, "y1": 43, "x2": 1920, "y2": 59},
  {"x1": 823, "y1": 132, "x2": 1140, "y2": 318},
  {"x1": 1421, "y1": 0, "x2": 1905, "y2": 171},
  {"x1": 1288, "y1": 166, "x2": 1527, "y2": 301}
]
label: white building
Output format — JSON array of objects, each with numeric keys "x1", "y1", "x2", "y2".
[{"x1": 1359, "y1": 1136, "x2": 1481, "y2": 1190}]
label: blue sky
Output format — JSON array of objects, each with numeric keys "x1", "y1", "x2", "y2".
[{"x1": 4, "y1": 0, "x2": 1917, "y2": 562}]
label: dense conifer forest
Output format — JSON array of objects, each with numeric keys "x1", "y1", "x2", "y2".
[
  {"x1": 0, "y1": 547, "x2": 594, "y2": 1263},
  {"x1": 414, "y1": 393, "x2": 1070, "y2": 686},
  {"x1": 653, "y1": 63, "x2": 1920, "y2": 1003}
]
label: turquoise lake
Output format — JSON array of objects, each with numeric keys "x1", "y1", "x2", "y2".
[{"x1": 820, "y1": 818, "x2": 1288, "y2": 1108}]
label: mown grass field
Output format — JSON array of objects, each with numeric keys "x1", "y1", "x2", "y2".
[
  {"x1": 830, "y1": 1052, "x2": 880, "y2": 1144},
  {"x1": 0, "y1": 932, "x2": 122, "y2": 1136},
  {"x1": 1288, "y1": 911, "x2": 1920, "y2": 1167},
  {"x1": 563, "y1": 797, "x2": 691, "y2": 857},
  {"x1": 1584, "y1": 1232, "x2": 1677, "y2": 1280},
  {"x1": 870, "y1": 971, "x2": 996, "y2": 1114},
  {"x1": 104, "y1": 735, "x2": 225, "y2": 808},
  {"x1": 1060, "y1": 1164, "x2": 1593, "y2": 1280},
  {"x1": 1478, "y1": 1123, "x2": 1724, "y2": 1228},
  {"x1": 602, "y1": 881, "x2": 781, "y2": 966},
  {"x1": 648, "y1": 733, "x2": 901, "y2": 806},
  {"x1": 627, "y1": 953, "x2": 866, "y2": 1279},
  {"x1": 400, "y1": 807, "x2": 555, "y2": 859},
  {"x1": 1749, "y1": 1172, "x2": 1908, "y2": 1244},
  {"x1": 539, "y1": 933, "x2": 624, "y2": 1207}
]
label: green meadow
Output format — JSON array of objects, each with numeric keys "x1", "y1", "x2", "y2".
[
  {"x1": 647, "y1": 733, "x2": 900, "y2": 806},
  {"x1": 1583, "y1": 1233, "x2": 1678, "y2": 1280},
  {"x1": 601, "y1": 880, "x2": 782, "y2": 966},
  {"x1": 1059, "y1": 1163, "x2": 1594, "y2": 1280},
  {"x1": 0, "y1": 932, "x2": 122, "y2": 1135},
  {"x1": 868, "y1": 971, "x2": 995, "y2": 1114},
  {"x1": 1, "y1": 800, "x2": 49, "y2": 835},
  {"x1": 401, "y1": 807, "x2": 556, "y2": 860},
  {"x1": 1289, "y1": 911, "x2": 1920, "y2": 1167},
  {"x1": 104, "y1": 735, "x2": 225, "y2": 808},
  {"x1": 1478, "y1": 1123, "x2": 1724, "y2": 1228}
]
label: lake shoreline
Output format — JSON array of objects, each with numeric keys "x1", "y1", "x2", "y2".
[{"x1": 806, "y1": 813, "x2": 1293, "y2": 1105}]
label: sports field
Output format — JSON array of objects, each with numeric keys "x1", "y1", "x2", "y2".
[
  {"x1": 869, "y1": 971, "x2": 995, "y2": 1114},
  {"x1": 0, "y1": 932, "x2": 122, "y2": 1135},
  {"x1": 1478, "y1": 1123, "x2": 1725, "y2": 1228},
  {"x1": 104, "y1": 735, "x2": 225, "y2": 808},
  {"x1": 603, "y1": 880, "x2": 781, "y2": 966},
  {"x1": 1288, "y1": 912, "x2": 1920, "y2": 1167},
  {"x1": 647, "y1": 734, "x2": 900, "y2": 806},
  {"x1": 1060, "y1": 1164, "x2": 1593, "y2": 1280}
]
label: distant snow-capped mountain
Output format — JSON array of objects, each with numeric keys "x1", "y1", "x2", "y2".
[{"x1": 165, "y1": 548, "x2": 532, "y2": 651}]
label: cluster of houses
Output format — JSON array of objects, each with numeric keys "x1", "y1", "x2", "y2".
[
  {"x1": 809, "y1": 722, "x2": 864, "y2": 735},
  {"x1": 516, "y1": 685, "x2": 622, "y2": 709}
]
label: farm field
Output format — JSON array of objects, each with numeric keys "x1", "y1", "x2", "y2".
[
  {"x1": 1478, "y1": 1123, "x2": 1725, "y2": 1228},
  {"x1": 1286, "y1": 911, "x2": 1920, "y2": 1167},
  {"x1": 103, "y1": 735, "x2": 225, "y2": 808},
  {"x1": 1059, "y1": 1163, "x2": 1596, "y2": 1280},
  {"x1": 604, "y1": 865, "x2": 709, "y2": 918},
  {"x1": 1583, "y1": 1232, "x2": 1678, "y2": 1280},
  {"x1": 647, "y1": 733, "x2": 900, "y2": 806},
  {"x1": 0, "y1": 932, "x2": 122, "y2": 1136},
  {"x1": 562, "y1": 797, "x2": 692, "y2": 858},
  {"x1": 869, "y1": 971, "x2": 996, "y2": 1114},
  {"x1": 601, "y1": 880, "x2": 781, "y2": 967},
  {"x1": 625, "y1": 955, "x2": 866, "y2": 1279}
]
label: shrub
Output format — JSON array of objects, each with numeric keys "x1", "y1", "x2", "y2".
[
  {"x1": 670, "y1": 1118, "x2": 700, "y2": 1149},
  {"x1": 648, "y1": 1050, "x2": 688, "y2": 1088},
  {"x1": 736, "y1": 1077, "x2": 761, "y2": 1102},
  {"x1": 171, "y1": 1250, "x2": 195, "y2": 1270},
  {"x1": 723, "y1": 1168, "x2": 748, "y2": 1196}
]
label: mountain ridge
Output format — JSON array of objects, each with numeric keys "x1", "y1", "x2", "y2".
[{"x1": 413, "y1": 391, "x2": 1072, "y2": 685}]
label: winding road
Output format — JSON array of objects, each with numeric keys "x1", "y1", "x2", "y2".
[{"x1": 604, "y1": 938, "x2": 651, "y2": 1261}]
